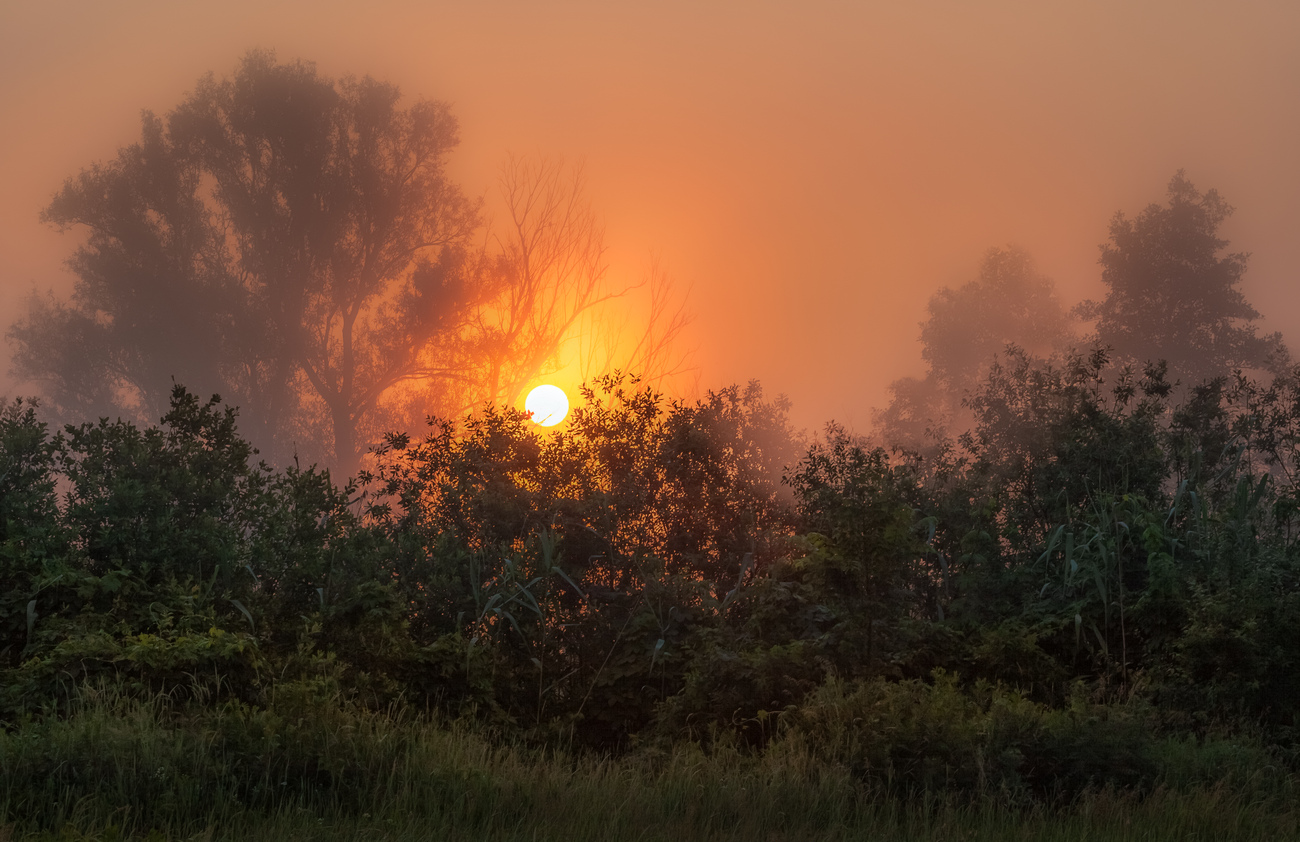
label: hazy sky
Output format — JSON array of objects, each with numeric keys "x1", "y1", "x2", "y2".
[{"x1": 3, "y1": 0, "x2": 1298, "y2": 434}]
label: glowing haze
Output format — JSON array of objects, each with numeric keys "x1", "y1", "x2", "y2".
[{"x1": 2, "y1": 1, "x2": 1299, "y2": 434}]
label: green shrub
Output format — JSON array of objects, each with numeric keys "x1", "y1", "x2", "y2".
[{"x1": 779, "y1": 672, "x2": 1163, "y2": 800}]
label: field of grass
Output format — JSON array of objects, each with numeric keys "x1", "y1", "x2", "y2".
[{"x1": 3, "y1": 685, "x2": 1297, "y2": 841}]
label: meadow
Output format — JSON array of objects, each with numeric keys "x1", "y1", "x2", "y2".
[{"x1": 3, "y1": 682, "x2": 1296, "y2": 841}]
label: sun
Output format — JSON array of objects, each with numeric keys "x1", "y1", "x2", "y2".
[{"x1": 525, "y1": 384, "x2": 569, "y2": 427}]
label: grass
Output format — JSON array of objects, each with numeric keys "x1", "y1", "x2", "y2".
[{"x1": 2, "y1": 683, "x2": 1297, "y2": 841}]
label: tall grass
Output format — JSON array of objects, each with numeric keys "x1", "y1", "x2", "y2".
[{"x1": 2, "y1": 681, "x2": 1297, "y2": 841}]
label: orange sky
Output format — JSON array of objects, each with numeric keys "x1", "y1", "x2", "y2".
[{"x1": 3, "y1": 0, "x2": 1298, "y2": 435}]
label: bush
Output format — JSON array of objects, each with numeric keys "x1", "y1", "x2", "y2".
[{"x1": 779, "y1": 672, "x2": 1162, "y2": 800}]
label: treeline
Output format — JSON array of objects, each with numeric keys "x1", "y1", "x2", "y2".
[{"x1": 4, "y1": 355, "x2": 1299, "y2": 807}]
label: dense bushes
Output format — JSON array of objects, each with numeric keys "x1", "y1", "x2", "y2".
[
  {"x1": 1, "y1": 387, "x2": 385, "y2": 714},
  {"x1": 4, "y1": 359, "x2": 1300, "y2": 813},
  {"x1": 782, "y1": 674, "x2": 1161, "y2": 798}
]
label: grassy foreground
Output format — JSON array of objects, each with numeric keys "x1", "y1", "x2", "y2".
[{"x1": 2, "y1": 687, "x2": 1297, "y2": 842}]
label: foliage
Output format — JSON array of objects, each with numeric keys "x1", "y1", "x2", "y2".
[
  {"x1": 782, "y1": 673, "x2": 1164, "y2": 799},
  {"x1": 8, "y1": 53, "x2": 677, "y2": 478},
  {"x1": 5, "y1": 685, "x2": 1294, "y2": 841},
  {"x1": 358, "y1": 374, "x2": 801, "y2": 739},
  {"x1": 10, "y1": 52, "x2": 481, "y2": 474},
  {"x1": 786, "y1": 429, "x2": 932, "y2": 670},
  {"x1": 5, "y1": 343, "x2": 1300, "y2": 827},
  {"x1": 0, "y1": 385, "x2": 401, "y2": 719},
  {"x1": 9, "y1": 82, "x2": 1300, "y2": 835},
  {"x1": 0, "y1": 398, "x2": 65, "y2": 669}
]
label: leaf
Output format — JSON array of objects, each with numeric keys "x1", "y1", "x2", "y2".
[
  {"x1": 513, "y1": 583, "x2": 543, "y2": 619},
  {"x1": 737, "y1": 552, "x2": 754, "y2": 586},
  {"x1": 538, "y1": 528, "x2": 558, "y2": 568},
  {"x1": 1090, "y1": 621, "x2": 1109, "y2": 655},
  {"x1": 650, "y1": 637, "x2": 665, "y2": 669},
  {"x1": 1038, "y1": 525, "x2": 1065, "y2": 564},
  {"x1": 499, "y1": 609, "x2": 525, "y2": 639},
  {"x1": 554, "y1": 566, "x2": 585, "y2": 598},
  {"x1": 1168, "y1": 480, "x2": 1188, "y2": 523},
  {"x1": 722, "y1": 552, "x2": 755, "y2": 608},
  {"x1": 1092, "y1": 570, "x2": 1108, "y2": 609},
  {"x1": 917, "y1": 515, "x2": 938, "y2": 545},
  {"x1": 27, "y1": 599, "x2": 37, "y2": 643},
  {"x1": 101, "y1": 570, "x2": 123, "y2": 595},
  {"x1": 229, "y1": 598, "x2": 255, "y2": 631}
]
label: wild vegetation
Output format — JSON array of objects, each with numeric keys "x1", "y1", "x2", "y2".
[
  {"x1": 4, "y1": 347, "x2": 1300, "y2": 837},
  {"x1": 3, "y1": 50, "x2": 1298, "y2": 839}
]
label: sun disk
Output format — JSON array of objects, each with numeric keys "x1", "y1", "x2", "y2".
[{"x1": 525, "y1": 384, "x2": 569, "y2": 426}]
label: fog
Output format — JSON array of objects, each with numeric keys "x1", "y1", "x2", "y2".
[{"x1": 3, "y1": 0, "x2": 1298, "y2": 435}]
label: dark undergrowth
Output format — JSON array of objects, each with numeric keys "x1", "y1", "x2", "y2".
[{"x1": 2, "y1": 682, "x2": 1297, "y2": 841}]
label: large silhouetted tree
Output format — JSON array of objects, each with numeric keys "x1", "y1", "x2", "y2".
[
  {"x1": 1076, "y1": 171, "x2": 1286, "y2": 387},
  {"x1": 11, "y1": 52, "x2": 480, "y2": 474}
]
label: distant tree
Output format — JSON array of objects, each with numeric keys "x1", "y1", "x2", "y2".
[
  {"x1": 876, "y1": 246, "x2": 1075, "y2": 449},
  {"x1": 1076, "y1": 171, "x2": 1286, "y2": 387},
  {"x1": 922, "y1": 247, "x2": 1073, "y2": 391}
]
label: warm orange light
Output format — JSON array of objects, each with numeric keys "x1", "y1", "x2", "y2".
[{"x1": 525, "y1": 384, "x2": 569, "y2": 426}]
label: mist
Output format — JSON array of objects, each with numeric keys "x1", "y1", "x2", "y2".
[{"x1": 3, "y1": 0, "x2": 1298, "y2": 438}]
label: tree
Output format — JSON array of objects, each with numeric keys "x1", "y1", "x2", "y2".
[
  {"x1": 454, "y1": 156, "x2": 619, "y2": 414},
  {"x1": 875, "y1": 246, "x2": 1075, "y2": 450},
  {"x1": 10, "y1": 51, "x2": 481, "y2": 476},
  {"x1": 10, "y1": 54, "x2": 697, "y2": 476},
  {"x1": 1076, "y1": 171, "x2": 1286, "y2": 388},
  {"x1": 457, "y1": 157, "x2": 697, "y2": 416}
]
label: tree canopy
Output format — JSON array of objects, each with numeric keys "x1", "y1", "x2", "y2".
[{"x1": 11, "y1": 52, "x2": 484, "y2": 474}]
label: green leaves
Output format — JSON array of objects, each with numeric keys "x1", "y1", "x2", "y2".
[{"x1": 229, "y1": 598, "x2": 255, "y2": 631}]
